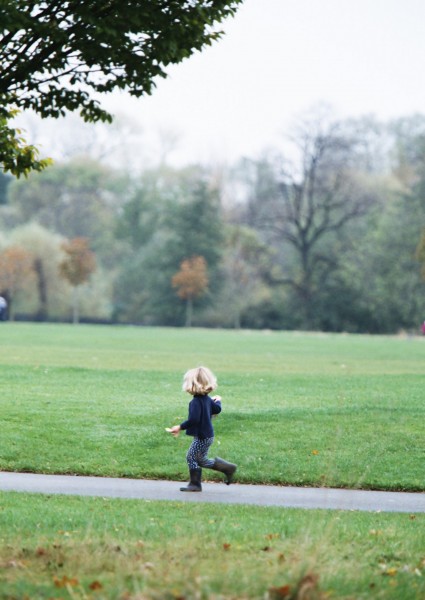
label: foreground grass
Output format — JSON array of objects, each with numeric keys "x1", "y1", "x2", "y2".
[
  {"x1": 1, "y1": 323, "x2": 424, "y2": 490},
  {"x1": 0, "y1": 492, "x2": 424, "y2": 599},
  {"x1": 1, "y1": 324, "x2": 424, "y2": 599}
]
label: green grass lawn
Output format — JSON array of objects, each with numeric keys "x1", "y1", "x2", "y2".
[
  {"x1": 0, "y1": 492, "x2": 423, "y2": 600},
  {"x1": 0, "y1": 323, "x2": 423, "y2": 491},
  {"x1": 0, "y1": 323, "x2": 424, "y2": 599}
]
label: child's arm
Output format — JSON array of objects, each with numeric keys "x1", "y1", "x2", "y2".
[
  {"x1": 211, "y1": 395, "x2": 222, "y2": 416},
  {"x1": 167, "y1": 425, "x2": 181, "y2": 437},
  {"x1": 167, "y1": 397, "x2": 200, "y2": 436}
]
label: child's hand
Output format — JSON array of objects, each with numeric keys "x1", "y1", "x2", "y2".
[
  {"x1": 212, "y1": 395, "x2": 222, "y2": 402},
  {"x1": 166, "y1": 425, "x2": 181, "y2": 437}
]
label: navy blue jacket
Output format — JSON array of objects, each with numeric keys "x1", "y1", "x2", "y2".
[{"x1": 180, "y1": 394, "x2": 222, "y2": 439}]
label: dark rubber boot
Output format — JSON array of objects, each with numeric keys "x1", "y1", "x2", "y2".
[
  {"x1": 180, "y1": 468, "x2": 202, "y2": 492},
  {"x1": 211, "y1": 457, "x2": 237, "y2": 485}
]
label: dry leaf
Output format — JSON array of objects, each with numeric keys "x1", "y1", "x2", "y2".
[
  {"x1": 296, "y1": 573, "x2": 320, "y2": 600},
  {"x1": 268, "y1": 584, "x2": 291, "y2": 599},
  {"x1": 383, "y1": 567, "x2": 398, "y2": 577},
  {"x1": 5, "y1": 560, "x2": 25, "y2": 569},
  {"x1": 53, "y1": 575, "x2": 79, "y2": 588},
  {"x1": 89, "y1": 580, "x2": 103, "y2": 590}
]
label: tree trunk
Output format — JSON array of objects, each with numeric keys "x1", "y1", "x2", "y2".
[
  {"x1": 72, "y1": 286, "x2": 80, "y2": 324},
  {"x1": 299, "y1": 243, "x2": 315, "y2": 329},
  {"x1": 7, "y1": 298, "x2": 14, "y2": 321},
  {"x1": 34, "y1": 258, "x2": 48, "y2": 320},
  {"x1": 185, "y1": 296, "x2": 193, "y2": 327}
]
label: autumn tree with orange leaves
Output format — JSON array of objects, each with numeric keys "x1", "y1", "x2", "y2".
[
  {"x1": 59, "y1": 238, "x2": 96, "y2": 324},
  {"x1": 172, "y1": 256, "x2": 208, "y2": 327},
  {"x1": 0, "y1": 245, "x2": 35, "y2": 319}
]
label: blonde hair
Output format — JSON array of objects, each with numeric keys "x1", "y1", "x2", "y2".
[{"x1": 182, "y1": 366, "x2": 217, "y2": 395}]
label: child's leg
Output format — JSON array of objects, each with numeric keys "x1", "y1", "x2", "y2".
[
  {"x1": 210, "y1": 457, "x2": 237, "y2": 484},
  {"x1": 186, "y1": 437, "x2": 215, "y2": 469},
  {"x1": 181, "y1": 438, "x2": 207, "y2": 492}
]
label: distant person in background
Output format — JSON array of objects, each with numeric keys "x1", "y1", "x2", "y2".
[
  {"x1": 0, "y1": 296, "x2": 7, "y2": 321},
  {"x1": 422, "y1": 321, "x2": 425, "y2": 336}
]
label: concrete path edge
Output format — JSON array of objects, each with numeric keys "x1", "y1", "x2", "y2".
[{"x1": 1, "y1": 471, "x2": 424, "y2": 513}]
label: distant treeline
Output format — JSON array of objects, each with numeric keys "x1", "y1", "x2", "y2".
[{"x1": 1, "y1": 112, "x2": 425, "y2": 333}]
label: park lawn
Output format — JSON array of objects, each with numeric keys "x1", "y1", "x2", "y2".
[
  {"x1": 0, "y1": 323, "x2": 424, "y2": 490},
  {"x1": 0, "y1": 491, "x2": 424, "y2": 599}
]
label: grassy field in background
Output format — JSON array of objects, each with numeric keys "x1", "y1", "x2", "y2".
[
  {"x1": 0, "y1": 323, "x2": 424, "y2": 599},
  {"x1": 0, "y1": 322, "x2": 424, "y2": 491},
  {"x1": 0, "y1": 491, "x2": 424, "y2": 599}
]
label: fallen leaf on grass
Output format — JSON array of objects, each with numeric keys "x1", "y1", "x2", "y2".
[
  {"x1": 222, "y1": 543, "x2": 231, "y2": 551},
  {"x1": 267, "y1": 584, "x2": 291, "y2": 599},
  {"x1": 382, "y1": 567, "x2": 398, "y2": 577},
  {"x1": 89, "y1": 580, "x2": 103, "y2": 591},
  {"x1": 297, "y1": 573, "x2": 321, "y2": 599},
  {"x1": 4, "y1": 560, "x2": 26, "y2": 569},
  {"x1": 268, "y1": 574, "x2": 322, "y2": 599},
  {"x1": 53, "y1": 575, "x2": 79, "y2": 588},
  {"x1": 311, "y1": 450, "x2": 319, "y2": 456},
  {"x1": 170, "y1": 591, "x2": 186, "y2": 600}
]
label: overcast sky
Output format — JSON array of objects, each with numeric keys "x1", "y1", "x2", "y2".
[
  {"x1": 17, "y1": 0, "x2": 425, "y2": 169},
  {"x1": 97, "y1": 0, "x2": 425, "y2": 166}
]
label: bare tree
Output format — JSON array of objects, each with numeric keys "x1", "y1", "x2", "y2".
[
  {"x1": 219, "y1": 226, "x2": 268, "y2": 329},
  {"x1": 253, "y1": 114, "x2": 377, "y2": 328}
]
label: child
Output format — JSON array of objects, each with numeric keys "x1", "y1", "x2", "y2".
[{"x1": 167, "y1": 366, "x2": 237, "y2": 492}]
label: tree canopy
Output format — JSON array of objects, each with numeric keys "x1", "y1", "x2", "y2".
[
  {"x1": 172, "y1": 255, "x2": 209, "y2": 326},
  {"x1": 0, "y1": 0, "x2": 242, "y2": 176},
  {"x1": 59, "y1": 237, "x2": 97, "y2": 323},
  {"x1": 3, "y1": 112, "x2": 425, "y2": 331}
]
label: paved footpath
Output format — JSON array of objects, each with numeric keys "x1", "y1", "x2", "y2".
[{"x1": 1, "y1": 472, "x2": 424, "y2": 513}]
